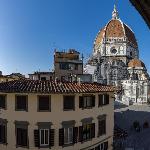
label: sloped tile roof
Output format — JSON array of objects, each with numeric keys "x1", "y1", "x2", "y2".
[{"x1": 0, "y1": 80, "x2": 115, "y2": 94}]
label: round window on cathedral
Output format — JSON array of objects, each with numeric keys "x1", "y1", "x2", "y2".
[{"x1": 111, "y1": 48, "x2": 117, "y2": 54}]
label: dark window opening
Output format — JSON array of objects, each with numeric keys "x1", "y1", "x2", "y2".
[
  {"x1": 80, "y1": 123, "x2": 95, "y2": 142},
  {"x1": 63, "y1": 96, "x2": 75, "y2": 111},
  {"x1": 41, "y1": 77, "x2": 46, "y2": 81},
  {"x1": 74, "y1": 64, "x2": 78, "y2": 70},
  {"x1": 59, "y1": 63, "x2": 69, "y2": 70},
  {"x1": 16, "y1": 95, "x2": 28, "y2": 111},
  {"x1": 79, "y1": 96, "x2": 95, "y2": 109},
  {"x1": 98, "y1": 119, "x2": 106, "y2": 136},
  {"x1": 98, "y1": 94, "x2": 109, "y2": 107},
  {"x1": 0, "y1": 124, "x2": 6, "y2": 144},
  {"x1": 16, "y1": 128, "x2": 28, "y2": 147},
  {"x1": 38, "y1": 96, "x2": 51, "y2": 111},
  {"x1": 0, "y1": 95, "x2": 6, "y2": 109}
]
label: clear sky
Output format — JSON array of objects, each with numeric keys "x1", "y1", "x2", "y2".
[{"x1": 0, "y1": 0, "x2": 150, "y2": 76}]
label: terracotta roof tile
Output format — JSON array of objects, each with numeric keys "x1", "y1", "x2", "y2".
[{"x1": 0, "y1": 80, "x2": 115, "y2": 94}]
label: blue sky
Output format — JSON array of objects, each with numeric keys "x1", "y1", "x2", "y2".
[{"x1": 0, "y1": 0, "x2": 150, "y2": 76}]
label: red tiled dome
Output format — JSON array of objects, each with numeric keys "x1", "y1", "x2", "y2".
[
  {"x1": 128, "y1": 58, "x2": 145, "y2": 68},
  {"x1": 94, "y1": 19, "x2": 138, "y2": 50}
]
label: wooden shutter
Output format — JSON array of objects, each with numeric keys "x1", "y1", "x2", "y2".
[
  {"x1": 79, "y1": 96, "x2": 83, "y2": 108},
  {"x1": 73, "y1": 127, "x2": 78, "y2": 143},
  {"x1": 91, "y1": 123, "x2": 95, "y2": 138},
  {"x1": 0, "y1": 125, "x2": 6, "y2": 143},
  {"x1": 59, "y1": 128, "x2": 64, "y2": 146},
  {"x1": 106, "y1": 94, "x2": 109, "y2": 105},
  {"x1": 104, "y1": 141, "x2": 108, "y2": 150},
  {"x1": 92, "y1": 96, "x2": 95, "y2": 107},
  {"x1": 78, "y1": 126, "x2": 83, "y2": 142},
  {"x1": 34, "y1": 130, "x2": 39, "y2": 147},
  {"x1": 49, "y1": 129, "x2": 54, "y2": 147},
  {"x1": 98, "y1": 95, "x2": 103, "y2": 107}
]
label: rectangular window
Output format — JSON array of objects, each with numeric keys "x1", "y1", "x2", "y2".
[
  {"x1": 99, "y1": 94, "x2": 109, "y2": 107},
  {"x1": 41, "y1": 77, "x2": 46, "y2": 81},
  {"x1": 59, "y1": 63, "x2": 69, "y2": 70},
  {"x1": 16, "y1": 128, "x2": 28, "y2": 147},
  {"x1": 38, "y1": 96, "x2": 51, "y2": 111},
  {"x1": 16, "y1": 95, "x2": 28, "y2": 111},
  {"x1": 64, "y1": 127, "x2": 73, "y2": 144},
  {"x1": 40, "y1": 129, "x2": 49, "y2": 146},
  {"x1": 82, "y1": 124, "x2": 91, "y2": 141},
  {"x1": 98, "y1": 119, "x2": 106, "y2": 136},
  {"x1": 0, "y1": 124, "x2": 6, "y2": 144},
  {"x1": 79, "y1": 95, "x2": 95, "y2": 109},
  {"x1": 0, "y1": 95, "x2": 6, "y2": 109},
  {"x1": 74, "y1": 64, "x2": 78, "y2": 70},
  {"x1": 63, "y1": 96, "x2": 75, "y2": 111},
  {"x1": 80, "y1": 123, "x2": 95, "y2": 142}
]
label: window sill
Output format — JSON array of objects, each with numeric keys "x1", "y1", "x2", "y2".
[
  {"x1": 39, "y1": 145, "x2": 50, "y2": 148},
  {"x1": 16, "y1": 145, "x2": 28, "y2": 148},
  {"x1": 38, "y1": 110, "x2": 51, "y2": 112},
  {"x1": 81, "y1": 138, "x2": 92, "y2": 143},
  {"x1": 81, "y1": 107, "x2": 93, "y2": 109},
  {"x1": 0, "y1": 142, "x2": 7, "y2": 145},
  {"x1": 15, "y1": 109, "x2": 28, "y2": 112},
  {"x1": 63, "y1": 143, "x2": 74, "y2": 147},
  {"x1": 63, "y1": 109, "x2": 75, "y2": 111},
  {"x1": 97, "y1": 133, "x2": 106, "y2": 137}
]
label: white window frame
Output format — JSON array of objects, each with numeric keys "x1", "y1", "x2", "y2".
[
  {"x1": 39, "y1": 129, "x2": 49, "y2": 146},
  {"x1": 64, "y1": 127, "x2": 73, "y2": 144}
]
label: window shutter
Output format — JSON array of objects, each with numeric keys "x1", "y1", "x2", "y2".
[
  {"x1": 1, "y1": 125, "x2": 6, "y2": 143},
  {"x1": 106, "y1": 94, "x2": 109, "y2": 105},
  {"x1": 73, "y1": 127, "x2": 78, "y2": 143},
  {"x1": 92, "y1": 96, "x2": 95, "y2": 107},
  {"x1": 98, "y1": 95, "x2": 103, "y2": 107},
  {"x1": 34, "y1": 130, "x2": 39, "y2": 147},
  {"x1": 79, "y1": 96, "x2": 83, "y2": 108},
  {"x1": 49, "y1": 129, "x2": 54, "y2": 147},
  {"x1": 104, "y1": 141, "x2": 108, "y2": 150},
  {"x1": 91, "y1": 123, "x2": 95, "y2": 138},
  {"x1": 78, "y1": 126, "x2": 83, "y2": 142},
  {"x1": 59, "y1": 128, "x2": 64, "y2": 146}
]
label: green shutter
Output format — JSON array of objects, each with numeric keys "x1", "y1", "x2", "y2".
[
  {"x1": 78, "y1": 126, "x2": 83, "y2": 142},
  {"x1": 73, "y1": 127, "x2": 78, "y2": 143},
  {"x1": 59, "y1": 128, "x2": 64, "y2": 146},
  {"x1": 34, "y1": 130, "x2": 39, "y2": 147},
  {"x1": 79, "y1": 96, "x2": 83, "y2": 108},
  {"x1": 98, "y1": 95, "x2": 103, "y2": 106},
  {"x1": 49, "y1": 129, "x2": 54, "y2": 147}
]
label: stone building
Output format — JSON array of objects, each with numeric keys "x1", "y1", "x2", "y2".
[
  {"x1": 29, "y1": 71, "x2": 54, "y2": 81},
  {"x1": 121, "y1": 58, "x2": 149, "y2": 105},
  {"x1": 54, "y1": 49, "x2": 83, "y2": 82},
  {"x1": 0, "y1": 80, "x2": 115, "y2": 150},
  {"x1": 85, "y1": 5, "x2": 150, "y2": 105}
]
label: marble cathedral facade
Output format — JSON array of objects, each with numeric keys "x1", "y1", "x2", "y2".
[{"x1": 84, "y1": 6, "x2": 150, "y2": 105}]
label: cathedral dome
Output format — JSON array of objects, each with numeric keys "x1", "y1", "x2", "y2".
[
  {"x1": 93, "y1": 6, "x2": 138, "y2": 52},
  {"x1": 128, "y1": 58, "x2": 145, "y2": 68}
]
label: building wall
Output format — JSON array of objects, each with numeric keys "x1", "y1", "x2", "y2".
[
  {"x1": 29, "y1": 74, "x2": 54, "y2": 81},
  {"x1": 0, "y1": 77, "x2": 15, "y2": 83},
  {"x1": 54, "y1": 62, "x2": 83, "y2": 81},
  {"x1": 0, "y1": 92, "x2": 114, "y2": 150}
]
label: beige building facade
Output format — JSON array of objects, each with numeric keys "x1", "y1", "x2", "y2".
[
  {"x1": 0, "y1": 80, "x2": 114, "y2": 150},
  {"x1": 54, "y1": 49, "x2": 83, "y2": 82}
]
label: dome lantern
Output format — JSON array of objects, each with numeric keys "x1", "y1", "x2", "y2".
[{"x1": 112, "y1": 5, "x2": 119, "y2": 19}]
